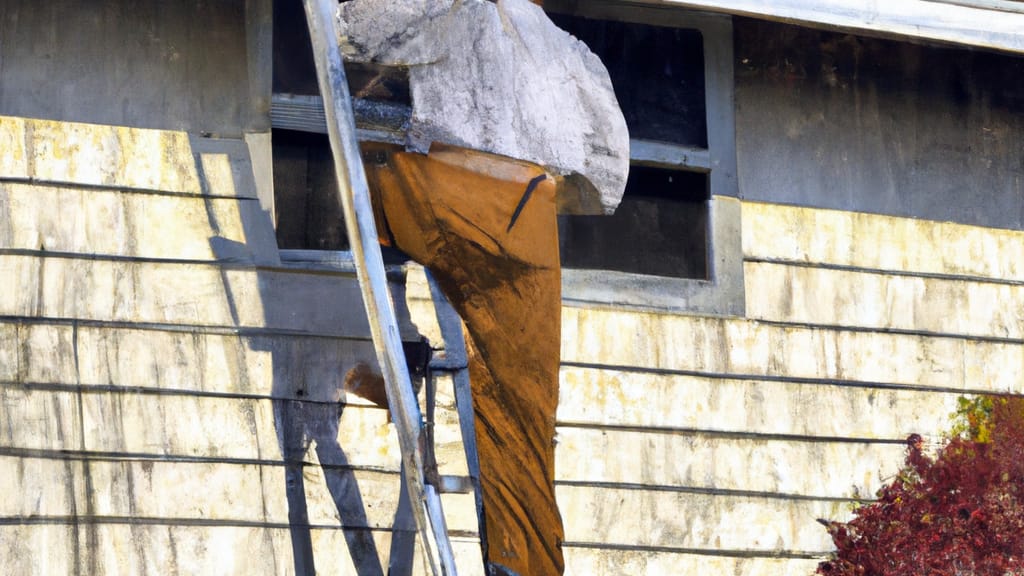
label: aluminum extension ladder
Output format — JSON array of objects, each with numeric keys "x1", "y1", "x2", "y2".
[{"x1": 302, "y1": 1, "x2": 482, "y2": 574}]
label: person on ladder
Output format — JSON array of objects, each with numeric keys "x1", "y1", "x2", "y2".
[{"x1": 336, "y1": 1, "x2": 630, "y2": 573}]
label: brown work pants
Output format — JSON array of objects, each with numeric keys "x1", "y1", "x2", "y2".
[{"x1": 362, "y1": 142, "x2": 565, "y2": 576}]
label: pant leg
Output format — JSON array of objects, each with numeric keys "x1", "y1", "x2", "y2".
[{"x1": 362, "y1": 142, "x2": 565, "y2": 576}]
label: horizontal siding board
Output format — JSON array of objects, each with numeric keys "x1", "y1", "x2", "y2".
[
  {"x1": 14, "y1": 320, "x2": 80, "y2": 384},
  {"x1": 1, "y1": 327, "x2": 474, "y2": 479},
  {"x1": 561, "y1": 307, "x2": 1024, "y2": 393},
  {"x1": 0, "y1": 117, "x2": 29, "y2": 180},
  {"x1": 557, "y1": 484, "x2": 843, "y2": 553},
  {"x1": 563, "y1": 548, "x2": 821, "y2": 576},
  {"x1": 742, "y1": 201, "x2": 1024, "y2": 281},
  {"x1": 0, "y1": 456, "x2": 88, "y2": 518},
  {"x1": 745, "y1": 260, "x2": 1024, "y2": 339},
  {"x1": 78, "y1": 389, "x2": 284, "y2": 463},
  {"x1": 1, "y1": 115, "x2": 200, "y2": 193},
  {"x1": 0, "y1": 387, "x2": 469, "y2": 479},
  {"x1": 6, "y1": 322, "x2": 380, "y2": 399},
  {"x1": 88, "y1": 523, "x2": 294, "y2": 576},
  {"x1": 4, "y1": 383, "x2": 909, "y2": 500},
  {"x1": 0, "y1": 387, "x2": 82, "y2": 452},
  {"x1": 557, "y1": 367, "x2": 962, "y2": 440},
  {"x1": 0, "y1": 525, "x2": 486, "y2": 576},
  {"x1": 0, "y1": 255, "x2": 380, "y2": 337},
  {"x1": 0, "y1": 115, "x2": 263, "y2": 198},
  {"x1": 0, "y1": 322, "x2": 21, "y2": 382},
  {"x1": 555, "y1": 427, "x2": 905, "y2": 499},
  {"x1": 0, "y1": 525, "x2": 76, "y2": 575},
  {"x1": 0, "y1": 182, "x2": 276, "y2": 263},
  {"x1": 0, "y1": 456, "x2": 477, "y2": 534}
]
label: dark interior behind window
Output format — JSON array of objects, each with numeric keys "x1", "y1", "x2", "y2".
[
  {"x1": 559, "y1": 167, "x2": 709, "y2": 279},
  {"x1": 550, "y1": 14, "x2": 707, "y2": 148},
  {"x1": 550, "y1": 12, "x2": 711, "y2": 280},
  {"x1": 272, "y1": 128, "x2": 349, "y2": 251},
  {"x1": 273, "y1": 0, "x2": 410, "y2": 102}
]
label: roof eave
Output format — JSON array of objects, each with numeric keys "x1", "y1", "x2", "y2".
[{"x1": 637, "y1": 0, "x2": 1024, "y2": 55}]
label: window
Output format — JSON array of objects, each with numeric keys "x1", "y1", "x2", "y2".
[
  {"x1": 268, "y1": 0, "x2": 743, "y2": 316},
  {"x1": 267, "y1": 0, "x2": 428, "y2": 363},
  {"x1": 272, "y1": 128, "x2": 349, "y2": 251},
  {"x1": 269, "y1": 0, "x2": 409, "y2": 255},
  {"x1": 546, "y1": 2, "x2": 743, "y2": 315},
  {"x1": 559, "y1": 166, "x2": 709, "y2": 279}
]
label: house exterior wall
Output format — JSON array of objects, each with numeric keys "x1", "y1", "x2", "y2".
[
  {"x1": 0, "y1": 115, "x2": 459, "y2": 575},
  {"x1": 539, "y1": 20, "x2": 1024, "y2": 574},
  {"x1": 0, "y1": 0, "x2": 266, "y2": 136},
  {"x1": 734, "y1": 18, "x2": 1024, "y2": 229},
  {"x1": 9, "y1": 115, "x2": 1020, "y2": 575},
  {"x1": 3, "y1": 5, "x2": 1024, "y2": 576},
  {"x1": 548, "y1": 201, "x2": 1024, "y2": 574}
]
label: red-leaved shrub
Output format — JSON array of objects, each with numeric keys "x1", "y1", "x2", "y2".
[{"x1": 817, "y1": 396, "x2": 1024, "y2": 576}]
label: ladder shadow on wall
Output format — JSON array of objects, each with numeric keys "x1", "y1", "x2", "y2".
[{"x1": 194, "y1": 137, "x2": 420, "y2": 576}]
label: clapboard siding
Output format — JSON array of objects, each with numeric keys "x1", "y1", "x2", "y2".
[
  {"x1": 0, "y1": 388, "x2": 83, "y2": 452},
  {"x1": 561, "y1": 308, "x2": 1024, "y2": 394},
  {"x1": 557, "y1": 367, "x2": 963, "y2": 440},
  {"x1": 742, "y1": 201, "x2": 1024, "y2": 282},
  {"x1": 547, "y1": 202, "x2": 1024, "y2": 573},
  {"x1": 402, "y1": 205, "x2": 1024, "y2": 571},
  {"x1": 0, "y1": 386, "x2": 469, "y2": 477},
  {"x1": 555, "y1": 428, "x2": 905, "y2": 499},
  {"x1": 745, "y1": 260, "x2": 1024, "y2": 339},
  {"x1": 0, "y1": 525, "x2": 484, "y2": 576},
  {"x1": 0, "y1": 116, "x2": 255, "y2": 198},
  {"x1": 0, "y1": 182, "x2": 276, "y2": 263},
  {"x1": 0, "y1": 455, "x2": 475, "y2": 534},
  {"x1": 7, "y1": 111, "x2": 1024, "y2": 575},
  {"x1": 0, "y1": 256, "x2": 387, "y2": 338},
  {"x1": 0, "y1": 114, "x2": 477, "y2": 575},
  {"x1": 563, "y1": 549, "x2": 820, "y2": 576},
  {"x1": 3, "y1": 321, "x2": 387, "y2": 399},
  {"x1": 557, "y1": 484, "x2": 843, "y2": 553}
]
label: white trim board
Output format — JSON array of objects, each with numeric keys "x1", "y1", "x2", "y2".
[{"x1": 634, "y1": 0, "x2": 1024, "y2": 54}]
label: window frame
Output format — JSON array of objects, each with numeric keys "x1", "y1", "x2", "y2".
[
  {"x1": 546, "y1": 1, "x2": 743, "y2": 316},
  {"x1": 268, "y1": 1, "x2": 745, "y2": 316}
]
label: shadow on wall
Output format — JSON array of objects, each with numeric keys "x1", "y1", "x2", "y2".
[{"x1": 194, "y1": 135, "x2": 424, "y2": 575}]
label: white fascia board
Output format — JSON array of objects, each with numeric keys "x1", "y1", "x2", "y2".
[{"x1": 643, "y1": 0, "x2": 1024, "y2": 54}]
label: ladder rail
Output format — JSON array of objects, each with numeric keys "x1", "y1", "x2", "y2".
[
  {"x1": 301, "y1": 1, "x2": 457, "y2": 574},
  {"x1": 425, "y1": 271, "x2": 487, "y2": 559}
]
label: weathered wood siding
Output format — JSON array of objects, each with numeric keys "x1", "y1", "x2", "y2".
[
  {"x1": 515, "y1": 22, "x2": 1021, "y2": 573},
  {"x1": 5, "y1": 14, "x2": 1024, "y2": 574},
  {"x1": 0, "y1": 0, "x2": 267, "y2": 135},
  {"x1": 734, "y1": 18, "x2": 1024, "y2": 230},
  {"x1": 0, "y1": 115, "x2": 486, "y2": 575},
  {"x1": 6, "y1": 112, "x2": 1023, "y2": 575},
  {"x1": 546, "y1": 201, "x2": 1024, "y2": 574}
]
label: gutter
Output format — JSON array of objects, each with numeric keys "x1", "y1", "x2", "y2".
[{"x1": 576, "y1": 0, "x2": 1024, "y2": 54}]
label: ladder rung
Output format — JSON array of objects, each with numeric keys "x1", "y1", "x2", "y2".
[
  {"x1": 436, "y1": 475, "x2": 475, "y2": 494},
  {"x1": 429, "y1": 356, "x2": 469, "y2": 371}
]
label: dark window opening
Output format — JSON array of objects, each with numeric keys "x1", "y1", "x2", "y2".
[
  {"x1": 559, "y1": 167, "x2": 709, "y2": 279},
  {"x1": 272, "y1": 0, "x2": 318, "y2": 97},
  {"x1": 272, "y1": 128, "x2": 349, "y2": 251},
  {"x1": 548, "y1": 11, "x2": 711, "y2": 280},
  {"x1": 549, "y1": 14, "x2": 707, "y2": 148},
  {"x1": 273, "y1": 0, "x2": 410, "y2": 102},
  {"x1": 271, "y1": 0, "x2": 412, "y2": 253}
]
